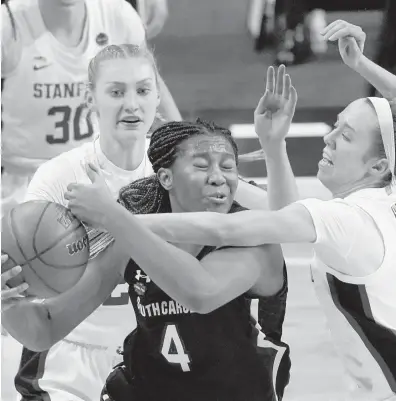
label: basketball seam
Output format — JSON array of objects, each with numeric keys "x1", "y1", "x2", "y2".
[
  {"x1": 32, "y1": 220, "x2": 88, "y2": 269},
  {"x1": 9, "y1": 206, "x2": 62, "y2": 295}
]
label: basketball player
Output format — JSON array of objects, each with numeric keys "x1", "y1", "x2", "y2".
[
  {"x1": 0, "y1": 45, "x2": 276, "y2": 400},
  {"x1": 92, "y1": 35, "x2": 395, "y2": 400},
  {"x1": 0, "y1": 1, "x2": 178, "y2": 399},
  {"x1": 1, "y1": 0, "x2": 181, "y2": 218},
  {"x1": 61, "y1": 118, "x2": 290, "y2": 401}
]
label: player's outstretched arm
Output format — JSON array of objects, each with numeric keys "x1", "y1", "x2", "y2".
[
  {"x1": 254, "y1": 64, "x2": 299, "y2": 210},
  {"x1": 322, "y1": 19, "x2": 396, "y2": 100},
  {"x1": 1, "y1": 245, "x2": 127, "y2": 351},
  {"x1": 139, "y1": 202, "x2": 317, "y2": 247},
  {"x1": 71, "y1": 198, "x2": 284, "y2": 313}
]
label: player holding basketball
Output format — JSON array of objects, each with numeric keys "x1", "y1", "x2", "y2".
[
  {"x1": 1, "y1": 44, "x2": 278, "y2": 401},
  {"x1": 1, "y1": 0, "x2": 178, "y2": 398},
  {"x1": 63, "y1": 118, "x2": 292, "y2": 401},
  {"x1": 88, "y1": 22, "x2": 395, "y2": 401}
]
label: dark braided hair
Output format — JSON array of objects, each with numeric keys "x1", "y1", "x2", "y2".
[{"x1": 118, "y1": 119, "x2": 239, "y2": 214}]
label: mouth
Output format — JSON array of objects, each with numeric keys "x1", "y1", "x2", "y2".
[
  {"x1": 319, "y1": 152, "x2": 333, "y2": 167},
  {"x1": 206, "y1": 193, "x2": 228, "y2": 204},
  {"x1": 118, "y1": 116, "x2": 141, "y2": 126}
]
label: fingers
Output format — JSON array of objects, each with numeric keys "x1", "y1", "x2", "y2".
[
  {"x1": 266, "y1": 66, "x2": 275, "y2": 93},
  {"x1": 1, "y1": 254, "x2": 8, "y2": 264},
  {"x1": 286, "y1": 86, "x2": 298, "y2": 117},
  {"x1": 1, "y1": 265, "x2": 22, "y2": 287},
  {"x1": 275, "y1": 64, "x2": 285, "y2": 96},
  {"x1": 67, "y1": 182, "x2": 79, "y2": 192},
  {"x1": 86, "y1": 163, "x2": 98, "y2": 183},
  {"x1": 320, "y1": 19, "x2": 344, "y2": 37},
  {"x1": 1, "y1": 283, "x2": 29, "y2": 301},
  {"x1": 322, "y1": 20, "x2": 365, "y2": 46},
  {"x1": 283, "y1": 74, "x2": 291, "y2": 100},
  {"x1": 255, "y1": 90, "x2": 270, "y2": 115}
]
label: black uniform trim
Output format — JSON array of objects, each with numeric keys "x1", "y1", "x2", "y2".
[
  {"x1": 327, "y1": 273, "x2": 396, "y2": 391},
  {"x1": 15, "y1": 347, "x2": 51, "y2": 401}
]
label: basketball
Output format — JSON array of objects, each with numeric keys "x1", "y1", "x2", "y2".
[{"x1": 1, "y1": 200, "x2": 89, "y2": 299}]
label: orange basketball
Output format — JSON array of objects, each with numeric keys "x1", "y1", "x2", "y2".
[{"x1": 1, "y1": 201, "x2": 89, "y2": 299}]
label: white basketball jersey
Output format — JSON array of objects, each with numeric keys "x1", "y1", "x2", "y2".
[
  {"x1": 310, "y1": 189, "x2": 396, "y2": 400},
  {"x1": 25, "y1": 138, "x2": 154, "y2": 347},
  {"x1": 1, "y1": 0, "x2": 145, "y2": 174}
]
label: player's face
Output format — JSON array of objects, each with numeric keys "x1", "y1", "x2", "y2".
[
  {"x1": 164, "y1": 135, "x2": 239, "y2": 213},
  {"x1": 318, "y1": 98, "x2": 379, "y2": 194},
  {"x1": 92, "y1": 57, "x2": 160, "y2": 145}
]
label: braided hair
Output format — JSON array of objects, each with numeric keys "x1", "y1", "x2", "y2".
[{"x1": 118, "y1": 119, "x2": 239, "y2": 214}]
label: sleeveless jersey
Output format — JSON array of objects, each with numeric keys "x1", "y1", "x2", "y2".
[
  {"x1": 1, "y1": 0, "x2": 145, "y2": 174},
  {"x1": 123, "y1": 203, "x2": 291, "y2": 401},
  {"x1": 309, "y1": 189, "x2": 396, "y2": 400}
]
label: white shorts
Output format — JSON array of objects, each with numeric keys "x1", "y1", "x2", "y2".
[
  {"x1": 3, "y1": 333, "x2": 123, "y2": 401},
  {"x1": 1, "y1": 332, "x2": 23, "y2": 401}
]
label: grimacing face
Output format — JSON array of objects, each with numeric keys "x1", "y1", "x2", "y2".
[
  {"x1": 318, "y1": 98, "x2": 382, "y2": 194},
  {"x1": 160, "y1": 134, "x2": 239, "y2": 214},
  {"x1": 91, "y1": 57, "x2": 159, "y2": 146}
]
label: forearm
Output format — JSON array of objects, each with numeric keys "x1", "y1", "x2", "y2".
[
  {"x1": 138, "y1": 205, "x2": 315, "y2": 247},
  {"x1": 103, "y1": 204, "x2": 215, "y2": 309},
  {"x1": 158, "y1": 74, "x2": 182, "y2": 121},
  {"x1": 354, "y1": 55, "x2": 396, "y2": 99},
  {"x1": 137, "y1": 211, "x2": 269, "y2": 246},
  {"x1": 2, "y1": 254, "x2": 123, "y2": 351},
  {"x1": 264, "y1": 141, "x2": 299, "y2": 210}
]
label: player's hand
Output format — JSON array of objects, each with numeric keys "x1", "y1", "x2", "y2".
[
  {"x1": 1, "y1": 254, "x2": 28, "y2": 312},
  {"x1": 144, "y1": 0, "x2": 168, "y2": 39},
  {"x1": 254, "y1": 65, "x2": 297, "y2": 157},
  {"x1": 65, "y1": 163, "x2": 115, "y2": 228},
  {"x1": 321, "y1": 20, "x2": 366, "y2": 69}
]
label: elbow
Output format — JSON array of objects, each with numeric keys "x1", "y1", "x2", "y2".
[{"x1": 185, "y1": 286, "x2": 218, "y2": 315}]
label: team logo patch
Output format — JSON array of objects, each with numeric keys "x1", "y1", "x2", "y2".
[
  {"x1": 96, "y1": 33, "x2": 109, "y2": 46},
  {"x1": 134, "y1": 282, "x2": 147, "y2": 296}
]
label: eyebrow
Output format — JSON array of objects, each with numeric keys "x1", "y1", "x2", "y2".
[
  {"x1": 191, "y1": 151, "x2": 235, "y2": 158},
  {"x1": 335, "y1": 115, "x2": 355, "y2": 132},
  {"x1": 106, "y1": 78, "x2": 153, "y2": 85}
]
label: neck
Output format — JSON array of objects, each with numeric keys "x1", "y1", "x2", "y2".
[
  {"x1": 331, "y1": 179, "x2": 382, "y2": 199},
  {"x1": 39, "y1": 0, "x2": 86, "y2": 42},
  {"x1": 99, "y1": 135, "x2": 146, "y2": 171}
]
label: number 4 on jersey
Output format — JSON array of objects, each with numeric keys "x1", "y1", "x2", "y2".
[{"x1": 160, "y1": 324, "x2": 191, "y2": 372}]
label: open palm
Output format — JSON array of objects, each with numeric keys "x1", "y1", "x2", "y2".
[{"x1": 254, "y1": 65, "x2": 297, "y2": 154}]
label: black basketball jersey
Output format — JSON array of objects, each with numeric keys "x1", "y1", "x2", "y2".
[{"x1": 123, "y1": 202, "x2": 290, "y2": 401}]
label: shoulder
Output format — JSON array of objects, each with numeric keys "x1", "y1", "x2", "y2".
[
  {"x1": 99, "y1": 0, "x2": 145, "y2": 45},
  {"x1": 26, "y1": 143, "x2": 92, "y2": 203},
  {"x1": 2, "y1": 0, "x2": 45, "y2": 76}
]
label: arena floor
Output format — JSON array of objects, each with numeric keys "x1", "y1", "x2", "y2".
[{"x1": 1, "y1": 6, "x2": 385, "y2": 400}]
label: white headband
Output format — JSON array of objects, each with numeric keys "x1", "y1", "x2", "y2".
[{"x1": 367, "y1": 97, "x2": 396, "y2": 193}]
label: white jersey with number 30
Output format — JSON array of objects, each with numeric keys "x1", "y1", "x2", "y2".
[{"x1": 1, "y1": 0, "x2": 145, "y2": 173}]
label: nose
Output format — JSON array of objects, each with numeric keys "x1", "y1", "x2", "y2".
[
  {"x1": 323, "y1": 128, "x2": 336, "y2": 149},
  {"x1": 207, "y1": 165, "x2": 227, "y2": 186},
  {"x1": 123, "y1": 91, "x2": 139, "y2": 112}
]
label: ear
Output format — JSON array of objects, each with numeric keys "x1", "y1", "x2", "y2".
[
  {"x1": 85, "y1": 89, "x2": 97, "y2": 113},
  {"x1": 157, "y1": 167, "x2": 173, "y2": 191},
  {"x1": 370, "y1": 157, "x2": 390, "y2": 177}
]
